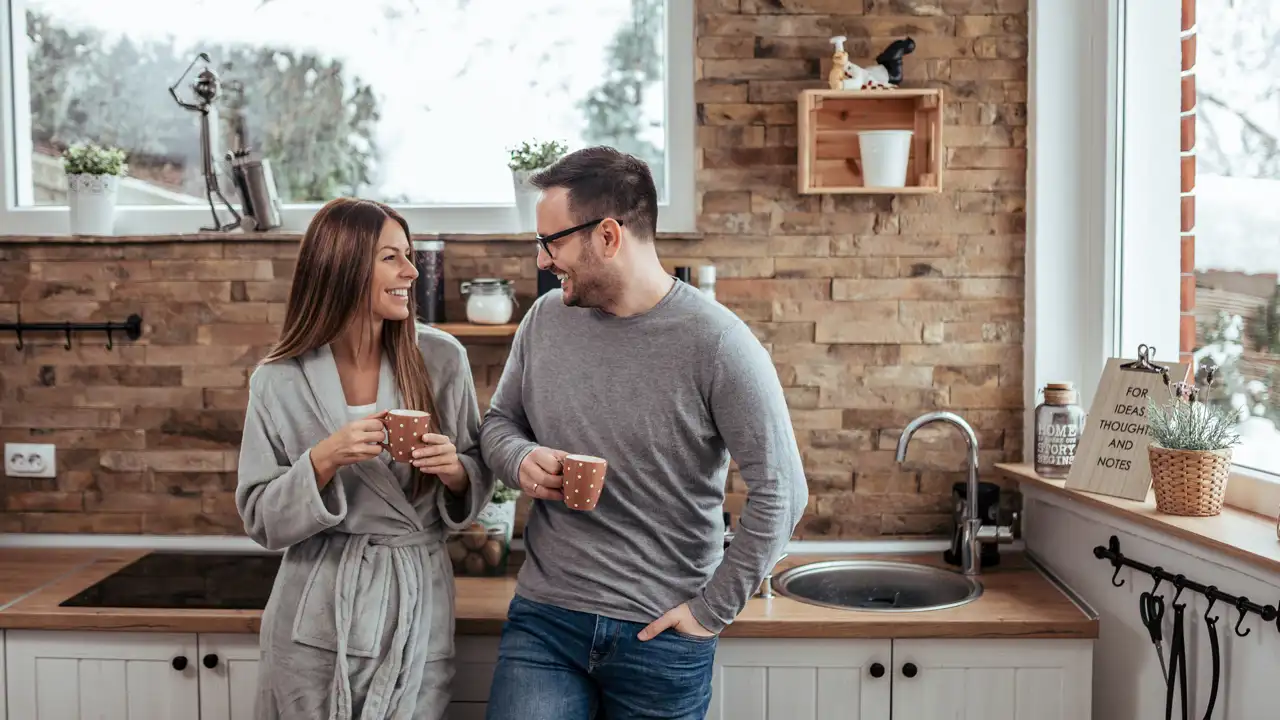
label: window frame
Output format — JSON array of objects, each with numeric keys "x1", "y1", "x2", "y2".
[
  {"x1": 1027, "y1": 0, "x2": 1280, "y2": 517},
  {"x1": 0, "y1": 0, "x2": 697, "y2": 236}
]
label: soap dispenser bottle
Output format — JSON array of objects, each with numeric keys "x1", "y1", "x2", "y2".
[{"x1": 828, "y1": 35, "x2": 850, "y2": 90}]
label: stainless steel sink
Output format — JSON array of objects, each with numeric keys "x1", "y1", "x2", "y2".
[{"x1": 772, "y1": 559, "x2": 983, "y2": 612}]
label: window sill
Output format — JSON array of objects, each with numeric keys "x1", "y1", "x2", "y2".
[
  {"x1": 996, "y1": 462, "x2": 1280, "y2": 577},
  {"x1": 0, "y1": 230, "x2": 704, "y2": 245}
]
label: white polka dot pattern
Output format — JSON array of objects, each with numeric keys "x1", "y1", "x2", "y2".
[
  {"x1": 562, "y1": 454, "x2": 607, "y2": 511},
  {"x1": 382, "y1": 410, "x2": 431, "y2": 464}
]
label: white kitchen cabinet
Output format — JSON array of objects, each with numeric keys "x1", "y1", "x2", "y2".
[
  {"x1": 3, "y1": 632, "x2": 1093, "y2": 720},
  {"x1": 4, "y1": 629, "x2": 201, "y2": 720},
  {"x1": 707, "y1": 638, "x2": 892, "y2": 720},
  {"x1": 892, "y1": 639, "x2": 1094, "y2": 720},
  {"x1": 196, "y1": 634, "x2": 262, "y2": 720}
]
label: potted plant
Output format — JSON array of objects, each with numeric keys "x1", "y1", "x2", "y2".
[
  {"x1": 1146, "y1": 370, "x2": 1242, "y2": 517},
  {"x1": 508, "y1": 139, "x2": 567, "y2": 232},
  {"x1": 62, "y1": 143, "x2": 128, "y2": 236}
]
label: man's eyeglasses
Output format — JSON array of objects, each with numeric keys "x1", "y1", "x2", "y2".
[{"x1": 535, "y1": 217, "x2": 624, "y2": 258}]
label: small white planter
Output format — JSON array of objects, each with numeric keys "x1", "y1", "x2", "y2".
[
  {"x1": 66, "y1": 173, "x2": 120, "y2": 235},
  {"x1": 477, "y1": 499, "x2": 517, "y2": 545},
  {"x1": 511, "y1": 168, "x2": 544, "y2": 232},
  {"x1": 857, "y1": 130, "x2": 914, "y2": 188}
]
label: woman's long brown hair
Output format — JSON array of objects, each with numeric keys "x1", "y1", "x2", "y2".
[{"x1": 261, "y1": 197, "x2": 440, "y2": 501}]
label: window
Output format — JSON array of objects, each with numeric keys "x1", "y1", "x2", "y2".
[
  {"x1": 1046, "y1": 0, "x2": 1280, "y2": 515},
  {"x1": 0, "y1": 0, "x2": 695, "y2": 234},
  {"x1": 1189, "y1": 0, "x2": 1280, "y2": 484}
]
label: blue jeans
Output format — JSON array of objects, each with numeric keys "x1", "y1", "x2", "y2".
[{"x1": 485, "y1": 594, "x2": 718, "y2": 720}]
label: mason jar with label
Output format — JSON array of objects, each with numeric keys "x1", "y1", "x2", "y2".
[
  {"x1": 461, "y1": 278, "x2": 517, "y2": 325},
  {"x1": 1035, "y1": 382, "x2": 1087, "y2": 478}
]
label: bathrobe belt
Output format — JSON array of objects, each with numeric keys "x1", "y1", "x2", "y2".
[{"x1": 329, "y1": 526, "x2": 445, "y2": 720}]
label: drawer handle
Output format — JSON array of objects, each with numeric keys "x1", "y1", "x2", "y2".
[
  {"x1": 869, "y1": 662, "x2": 885, "y2": 678},
  {"x1": 203, "y1": 654, "x2": 219, "y2": 669},
  {"x1": 171, "y1": 656, "x2": 188, "y2": 671},
  {"x1": 902, "y1": 662, "x2": 918, "y2": 678}
]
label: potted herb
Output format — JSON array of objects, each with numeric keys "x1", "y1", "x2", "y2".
[
  {"x1": 508, "y1": 139, "x2": 567, "y2": 232},
  {"x1": 1146, "y1": 370, "x2": 1242, "y2": 516},
  {"x1": 62, "y1": 143, "x2": 128, "y2": 236}
]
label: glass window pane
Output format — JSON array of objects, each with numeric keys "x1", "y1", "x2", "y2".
[
  {"x1": 17, "y1": 0, "x2": 668, "y2": 207},
  {"x1": 1192, "y1": 0, "x2": 1280, "y2": 477}
]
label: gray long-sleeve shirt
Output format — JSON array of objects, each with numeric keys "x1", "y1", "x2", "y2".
[{"x1": 479, "y1": 280, "x2": 808, "y2": 634}]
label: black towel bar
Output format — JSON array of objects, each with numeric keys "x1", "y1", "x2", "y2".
[
  {"x1": 1094, "y1": 535, "x2": 1278, "y2": 636},
  {"x1": 2, "y1": 314, "x2": 143, "y2": 350}
]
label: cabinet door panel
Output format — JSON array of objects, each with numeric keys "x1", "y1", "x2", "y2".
[
  {"x1": 6, "y1": 630, "x2": 200, "y2": 720},
  {"x1": 708, "y1": 638, "x2": 891, "y2": 720},
  {"x1": 197, "y1": 634, "x2": 262, "y2": 720},
  {"x1": 892, "y1": 639, "x2": 1092, "y2": 720}
]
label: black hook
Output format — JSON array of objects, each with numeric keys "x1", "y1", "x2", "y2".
[
  {"x1": 105, "y1": 326, "x2": 114, "y2": 351},
  {"x1": 14, "y1": 325, "x2": 22, "y2": 351},
  {"x1": 63, "y1": 322, "x2": 72, "y2": 350},
  {"x1": 1172, "y1": 575, "x2": 1187, "y2": 605},
  {"x1": 1204, "y1": 589, "x2": 1218, "y2": 623},
  {"x1": 1110, "y1": 562, "x2": 1125, "y2": 588},
  {"x1": 1234, "y1": 597, "x2": 1252, "y2": 637},
  {"x1": 1151, "y1": 569, "x2": 1164, "y2": 596}
]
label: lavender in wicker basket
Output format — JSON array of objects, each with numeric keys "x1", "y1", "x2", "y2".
[{"x1": 1145, "y1": 368, "x2": 1242, "y2": 516}]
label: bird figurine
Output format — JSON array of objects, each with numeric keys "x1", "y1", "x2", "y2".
[{"x1": 829, "y1": 36, "x2": 917, "y2": 90}]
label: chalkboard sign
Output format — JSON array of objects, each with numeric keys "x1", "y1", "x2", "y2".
[{"x1": 1064, "y1": 345, "x2": 1191, "y2": 501}]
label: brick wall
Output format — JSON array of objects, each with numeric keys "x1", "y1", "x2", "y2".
[
  {"x1": 1180, "y1": 0, "x2": 1196, "y2": 364},
  {"x1": 0, "y1": 236, "x2": 537, "y2": 534},
  {"x1": 0, "y1": 0, "x2": 1028, "y2": 538}
]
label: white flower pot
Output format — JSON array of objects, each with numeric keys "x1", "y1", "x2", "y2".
[
  {"x1": 67, "y1": 173, "x2": 120, "y2": 235},
  {"x1": 511, "y1": 168, "x2": 543, "y2": 233},
  {"x1": 477, "y1": 499, "x2": 517, "y2": 545},
  {"x1": 857, "y1": 130, "x2": 914, "y2": 188}
]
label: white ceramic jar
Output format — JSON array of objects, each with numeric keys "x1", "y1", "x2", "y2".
[{"x1": 462, "y1": 278, "x2": 516, "y2": 325}]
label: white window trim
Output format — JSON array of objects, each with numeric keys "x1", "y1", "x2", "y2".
[
  {"x1": 1027, "y1": 0, "x2": 1280, "y2": 517},
  {"x1": 0, "y1": 0, "x2": 697, "y2": 236}
]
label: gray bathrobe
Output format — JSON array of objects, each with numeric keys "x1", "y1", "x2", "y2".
[{"x1": 235, "y1": 326, "x2": 493, "y2": 720}]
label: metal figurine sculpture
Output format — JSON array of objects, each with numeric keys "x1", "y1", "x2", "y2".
[
  {"x1": 828, "y1": 36, "x2": 917, "y2": 90},
  {"x1": 168, "y1": 52, "x2": 241, "y2": 232}
]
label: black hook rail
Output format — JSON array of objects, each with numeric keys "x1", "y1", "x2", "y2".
[
  {"x1": 2, "y1": 314, "x2": 143, "y2": 351},
  {"x1": 1094, "y1": 535, "x2": 1278, "y2": 636}
]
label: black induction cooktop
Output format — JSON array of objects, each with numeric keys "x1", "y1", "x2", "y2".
[{"x1": 59, "y1": 550, "x2": 282, "y2": 610}]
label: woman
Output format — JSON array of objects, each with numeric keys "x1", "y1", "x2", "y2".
[{"x1": 236, "y1": 197, "x2": 494, "y2": 719}]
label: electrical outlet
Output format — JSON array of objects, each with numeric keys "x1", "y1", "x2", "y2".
[{"x1": 4, "y1": 443, "x2": 56, "y2": 478}]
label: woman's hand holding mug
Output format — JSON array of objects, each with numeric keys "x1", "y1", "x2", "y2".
[{"x1": 311, "y1": 411, "x2": 388, "y2": 487}]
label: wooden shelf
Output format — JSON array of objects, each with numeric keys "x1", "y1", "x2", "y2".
[
  {"x1": 429, "y1": 322, "x2": 518, "y2": 339},
  {"x1": 797, "y1": 88, "x2": 944, "y2": 195}
]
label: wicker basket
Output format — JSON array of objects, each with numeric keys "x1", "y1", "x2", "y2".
[{"x1": 1148, "y1": 444, "x2": 1232, "y2": 517}]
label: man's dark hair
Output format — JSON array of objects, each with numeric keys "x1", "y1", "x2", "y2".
[{"x1": 530, "y1": 146, "x2": 658, "y2": 240}]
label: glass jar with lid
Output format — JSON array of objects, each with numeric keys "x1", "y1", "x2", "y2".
[
  {"x1": 1034, "y1": 382, "x2": 1087, "y2": 478},
  {"x1": 461, "y1": 278, "x2": 516, "y2": 325}
]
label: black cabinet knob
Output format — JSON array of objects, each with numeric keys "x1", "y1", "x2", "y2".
[
  {"x1": 171, "y1": 656, "x2": 188, "y2": 671},
  {"x1": 902, "y1": 662, "x2": 918, "y2": 678},
  {"x1": 869, "y1": 662, "x2": 885, "y2": 678},
  {"x1": 203, "y1": 654, "x2": 219, "y2": 669}
]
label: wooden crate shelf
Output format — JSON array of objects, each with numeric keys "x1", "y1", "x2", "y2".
[{"x1": 797, "y1": 88, "x2": 944, "y2": 195}]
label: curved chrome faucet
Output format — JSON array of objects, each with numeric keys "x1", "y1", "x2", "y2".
[{"x1": 895, "y1": 411, "x2": 983, "y2": 577}]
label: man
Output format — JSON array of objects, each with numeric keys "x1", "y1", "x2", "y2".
[{"x1": 479, "y1": 146, "x2": 808, "y2": 719}]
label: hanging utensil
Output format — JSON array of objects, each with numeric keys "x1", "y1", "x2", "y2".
[
  {"x1": 1202, "y1": 589, "x2": 1221, "y2": 720},
  {"x1": 1140, "y1": 577, "x2": 1167, "y2": 680},
  {"x1": 1165, "y1": 599, "x2": 1188, "y2": 720}
]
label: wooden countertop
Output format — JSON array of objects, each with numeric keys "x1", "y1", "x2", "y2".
[
  {"x1": 0, "y1": 547, "x2": 1098, "y2": 639},
  {"x1": 996, "y1": 463, "x2": 1280, "y2": 577}
]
